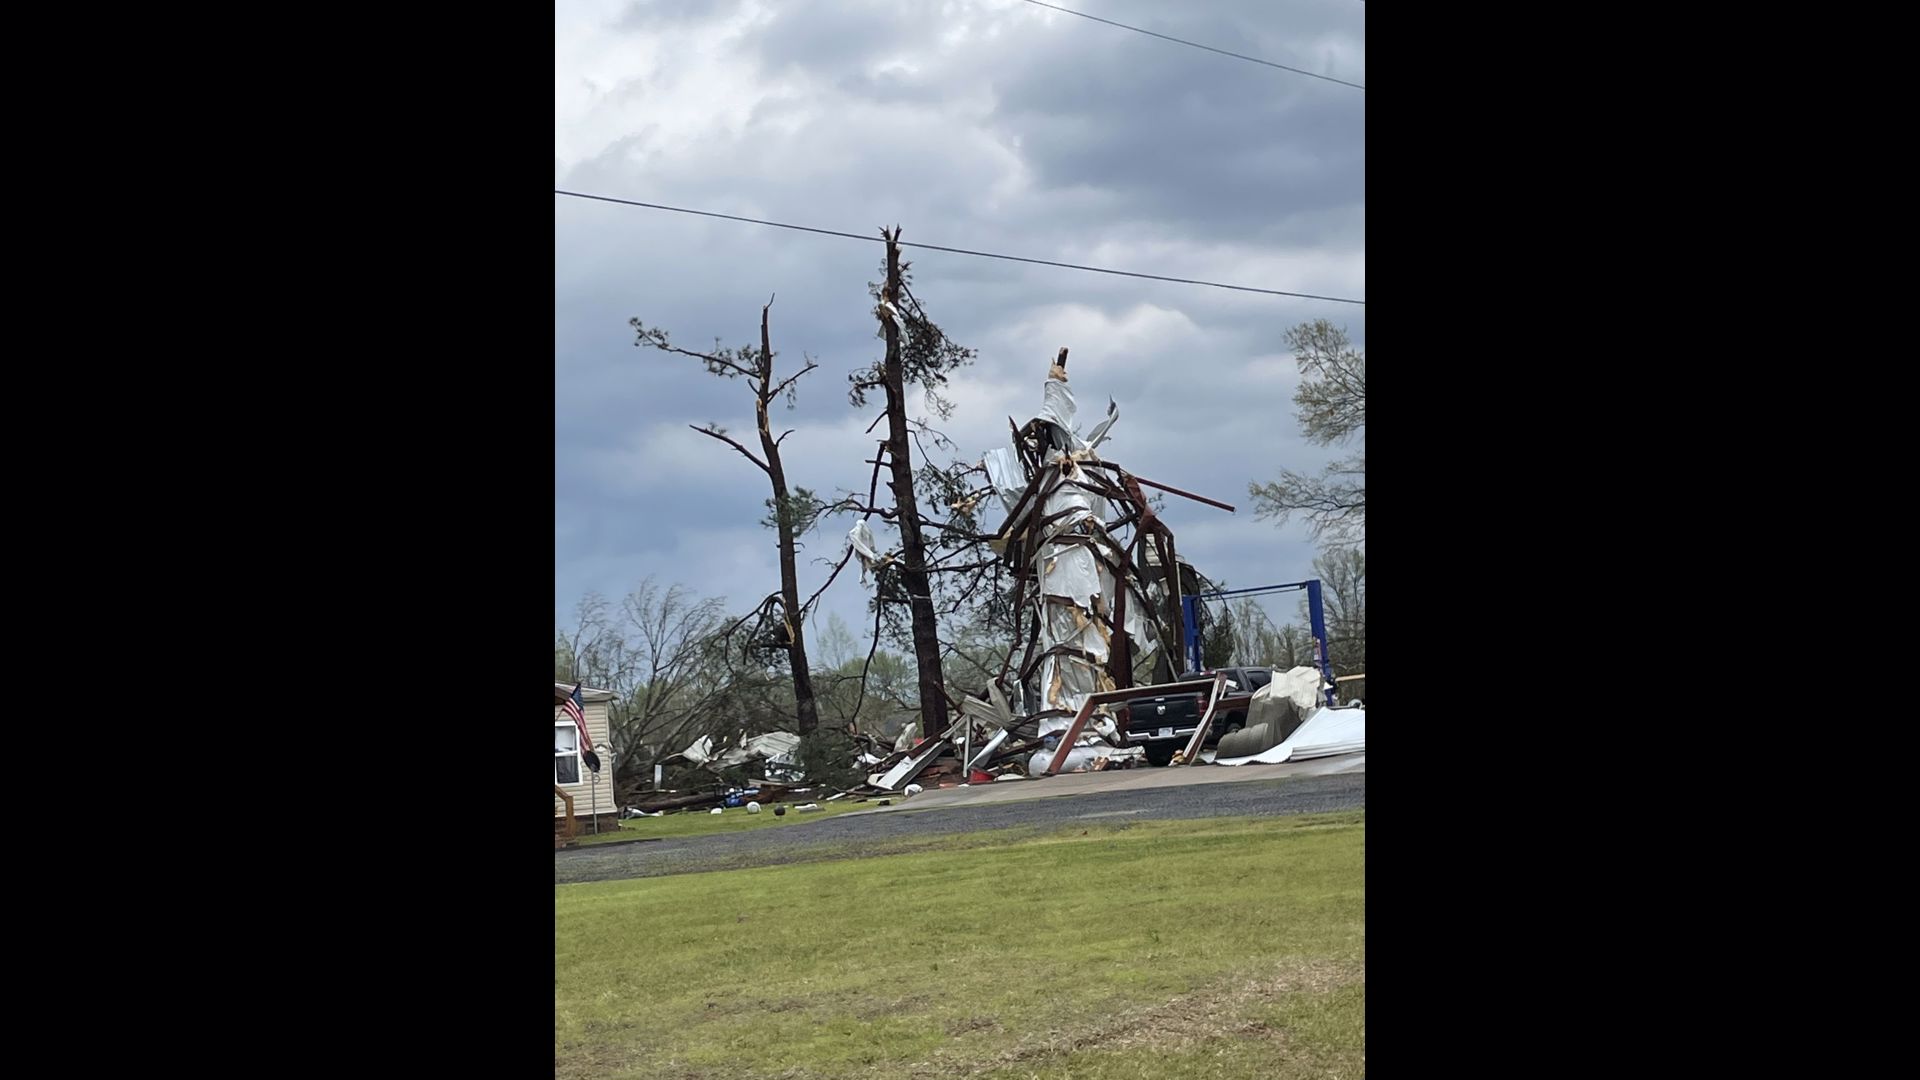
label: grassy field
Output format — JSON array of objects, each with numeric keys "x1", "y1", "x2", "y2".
[
  {"x1": 572, "y1": 801, "x2": 876, "y2": 845},
  {"x1": 556, "y1": 811, "x2": 1364, "y2": 1079}
]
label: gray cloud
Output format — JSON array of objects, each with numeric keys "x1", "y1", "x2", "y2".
[
  {"x1": 614, "y1": 0, "x2": 747, "y2": 31},
  {"x1": 556, "y1": 0, "x2": 1364, "y2": 648}
]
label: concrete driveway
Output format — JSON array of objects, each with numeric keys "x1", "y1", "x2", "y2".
[{"x1": 847, "y1": 751, "x2": 1366, "y2": 815}]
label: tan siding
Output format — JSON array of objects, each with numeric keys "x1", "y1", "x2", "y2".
[{"x1": 554, "y1": 699, "x2": 618, "y2": 818}]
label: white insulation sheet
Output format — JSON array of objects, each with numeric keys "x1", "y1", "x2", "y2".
[{"x1": 1213, "y1": 704, "x2": 1366, "y2": 766}]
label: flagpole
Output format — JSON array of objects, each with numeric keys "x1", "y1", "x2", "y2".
[
  {"x1": 568, "y1": 645, "x2": 583, "y2": 834},
  {"x1": 565, "y1": 674, "x2": 600, "y2": 836},
  {"x1": 586, "y1": 681, "x2": 599, "y2": 835}
]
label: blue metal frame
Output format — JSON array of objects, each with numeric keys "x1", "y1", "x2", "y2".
[{"x1": 1182, "y1": 580, "x2": 1337, "y2": 707}]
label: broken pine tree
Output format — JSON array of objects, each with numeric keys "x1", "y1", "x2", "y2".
[
  {"x1": 841, "y1": 227, "x2": 989, "y2": 744},
  {"x1": 630, "y1": 297, "x2": 831, "y2": 737}
]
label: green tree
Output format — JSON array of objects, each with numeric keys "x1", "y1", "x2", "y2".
[
  {"x1": 1202, "y1": 600, "x2": 1238, "y2": 669},
  {"x1": 812, "y1": 612, "x2": 861, "y2": 670}
]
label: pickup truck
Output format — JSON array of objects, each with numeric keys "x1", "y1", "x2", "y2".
[{"x1": 1117, "y1": 666, "x2": 1274, "y2": 766}]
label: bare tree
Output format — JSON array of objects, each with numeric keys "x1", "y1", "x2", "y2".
[
  {"x1": 631, "y1": 298, "x2": 825, "y2": 736},
  {"x1": 1221, "y1": 598, "x2": 1314, "y2": 671},
  {"x1": 555, "y1": 580, "x2": 757, "y2": 799},
  {"x1": 1267, "y1": 621, "x2": 1314, "y2": 671},
  {"x1": 1309, "y1": 547, "x2": 1365, "y2": 676},
  {"x1": 614, "y1": 581, "x2": 733, "y2": 754},
  {"x1": 1250, "y1": 321, "x2": 1365, "y2": 547},
  {"x1": 556, "y1": 592, "x2": 622, "y2": 685}
]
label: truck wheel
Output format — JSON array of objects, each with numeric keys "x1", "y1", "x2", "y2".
[{"x1": 1145, "y1": 743, "x2": 1176, "y2": 767}]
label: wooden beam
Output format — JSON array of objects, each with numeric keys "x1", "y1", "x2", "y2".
[
  {"x1": 1130, "y1": 474, "x2": 1235, "y2": 513},
  {"x1": 1176, "y1": 672, "x2": 1228, "y2": 765}
]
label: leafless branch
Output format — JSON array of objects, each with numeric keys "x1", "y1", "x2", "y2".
[
  {"x1": 690, "y1": 424, "x2": 770, "y2": 473},
  {"x1": 648, "y1": 340, "x2": 760, "y2": 381},
  {"x1": 923, "y1": 559, "x2": 997, "y2": 575},
  {"x1": 767, "y1": 360, "x2": 820, "y2": 404},
  {"x1": 851, "y1": 596, "x2": 886, "y2": 723},
  {"x1": 799, "y1": 546, "x2": 855, "y2": 621},
  {"x1": 939, "y1": 639, "x2": 998, "y2": 685}
]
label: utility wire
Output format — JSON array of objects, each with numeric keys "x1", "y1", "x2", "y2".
[
  {"x1": 555, "y1": 190, "x2": 1365, "y2": 305},
  {"x1": 1020, "y1": 0, "x2": 1364, "y2": 90}
]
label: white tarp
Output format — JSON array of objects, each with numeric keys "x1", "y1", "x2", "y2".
[
  {"x1": 1030, "y1": 745, "x2": 1098, "y2": 774},
  {"x1": 1273, "y1": 665, "x2": 1328, "y2": 711},
  {"x1": 1033, "y1": 456, "x2": 1113, "y2": 733},
  {"x1": 848, "y1": 520, "x2": 884, "y2": 582},
  {"x1": 1084, "y1": 398, "x2": 1119, "y2": 451},
  {"x1": 680, "y1": 734, "x2": 716, "y2": 766},
  {"x1": 1026, "y1": 743, "x2": 1144, "y2": 774},
  {"x1": 869, "y1": 738, "x2": 947, "y2": 790},
  {"x1": 1040, "y1": 461, "x2": 1107, "y2": 527},
  {"x1": 677, "y1": 731, "x2": 802, "y2": 770},
  {"x1": 1008, "y1": 372, "x2": 1162, "y2": 739},
  {"x1": 1214, "y1": 704, "x2": 1366, "y2": 766},
  {"x1": 1037, "y1": 378, "x2": 1079, "y2": 448},
  {"x1": 981, "y1": 446, "x2": 1026, "y2": 515},
  {"x1": 732, "y1": 731, "x2": 801, "y2": 766}
]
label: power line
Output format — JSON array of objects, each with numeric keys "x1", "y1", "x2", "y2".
[
  {"x1": 1020, "y1": 0, "x2": 1364, "y2": 90},
  {"x1": 555, "y1": 190, "x2": 1365, "y2": 305}
]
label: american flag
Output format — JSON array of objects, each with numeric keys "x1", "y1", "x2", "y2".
[{"x1": 562, "y1": 683, "x2": 593, "y2": 768}]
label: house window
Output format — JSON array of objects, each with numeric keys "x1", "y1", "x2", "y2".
[{"x1": 555, "y1": 721, "x2": 582, "y2": 786}]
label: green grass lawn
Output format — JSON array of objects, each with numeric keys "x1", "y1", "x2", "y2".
[
  {"x1": 572, "y1": 800, "x2": 876, "y2": 845},
  {"x1": 555, "y1": 811, "x2": 1364, "y2": 1079}
]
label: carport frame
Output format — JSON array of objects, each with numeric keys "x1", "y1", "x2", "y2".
[
  {"x1": 1183, "y1": 581, "x2": 1339, "y2": 708},
  {"x1": 1042, "y1": 674, "x2": 1226, "y2": 774}
]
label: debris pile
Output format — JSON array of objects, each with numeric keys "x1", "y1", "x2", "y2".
[
  {"x1": 1212, "y1": 685, "x2": 1366, "y2": 766},
  {"x1": 973, "y1": 348, "x2": 1229, "y2": 773},
  {"x1": 609, "y1": 346, "x2": 1359, "y2": 824},
  {"x1": 670, "y1": 731, "x2": 803, "y2": 779},
  {"x1": 824, "y1": 346, "x2": 1231, "y2": 788}
]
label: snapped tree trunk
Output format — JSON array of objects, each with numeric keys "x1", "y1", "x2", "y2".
[
  {"x1": 880, "y1": 234, "x2": 951, "y2": 739},
  {"x1": 631, "y1": 303, "x2": 828, "y2": 740},
  {"x1": 755, "y1": 304, "x2": 820, "y2": 736}
]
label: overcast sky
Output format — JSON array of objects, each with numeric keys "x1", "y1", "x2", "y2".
[{"x1": 555, "y1": 0, "x2": 1364, "y2": 655}]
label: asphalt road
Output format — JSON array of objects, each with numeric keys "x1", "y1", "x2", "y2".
[{"x1": 554, "y1": 772, "x2": 1365, "y2": 885}]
